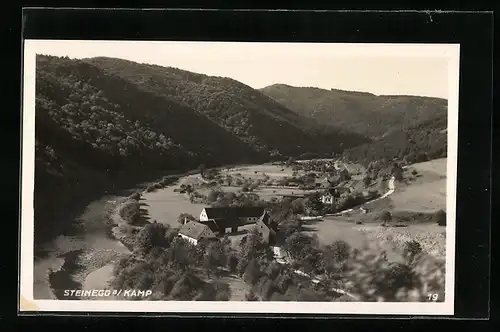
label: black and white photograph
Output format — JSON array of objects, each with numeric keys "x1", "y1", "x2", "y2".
[{"x1": 20, "y1": 40, "x2": 459, "y2": 314}]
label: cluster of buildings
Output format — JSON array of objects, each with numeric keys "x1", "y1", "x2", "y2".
[{"x1": 178, "y1": 207, "x2": 279, "y2": 246}]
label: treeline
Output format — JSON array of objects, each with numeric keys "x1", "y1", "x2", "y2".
[{"x1": 341, "y1": 116, "x2": 447, "y2": 167}]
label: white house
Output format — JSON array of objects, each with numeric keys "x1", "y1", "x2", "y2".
[
  {"x1": 321, "y1": 192, "x2": 335, "y2": 205},
  {"x1": 178, "y1": 221, "x2": 217, "y2": 246}
]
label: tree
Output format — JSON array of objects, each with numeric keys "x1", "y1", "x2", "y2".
[
  {"x1": 163, "y1": 238, "x2": 194, "y2": 272},
  {"x1": 207, "y1": 189, "x2": 220, "y2": 203},
  {"x1": 135, "y1": 222, "x2": 168, "y2": 254},
  {"x1": 239, "y1": 228, "x2": 274, "y2": 262},
  {"x1": 249, "y1": 182, "x2": 259, "y2": 191},
  {"x1": 203, "y1": 247, "x2": 219, "y2": 278},
  {"x1": 228, "y1": 254, "x2": 239, "y2": 273},
  {"x1": 403, "y1": 240, "x2": 422, "y2": 265},
  {"x1": 433, "y1": 209, "x2": 446, "y2": 226},
  {"x1": 177, "y1": 213, "x2": 196, "y2": 225},
  {"x1": 279, "y1": 216, "x2": 303, "y2": 237},
  {"x1": 379, "y1": 211, "x2": 392, "y2": 226},
  {"x1": 291, "y1": 198, "x2": 305, "y2": 214},
  {"x1": 305, "y1": 192, "x2": 323, "y2": 215},
  {"x1": 393, "y1": 168, "x2": 403, "y2": 181},
  {"x1": 199, "y1": 164, "x2": 206, "y2": 177},
  {"x1": 243, "y1": 259, "x2": 262, "y2": 285},
  {"x1": 283, "y1": 232, "x2": 316, "y2": 261},
  {"x1": 362, "y1": 176, "x2": 371, "y2": 188},
  {"x1": 328, "y1": 240, "x2": 351, "y2": 263}
]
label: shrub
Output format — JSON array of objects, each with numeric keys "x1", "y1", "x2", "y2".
[
  {"x1": 258, "y1": 277, "x2": 278, "y2": 301},
  {"x1": 243, "y1": 259, "x2": 262, "y2": 285},
  {"x1": 134, "y1": 222, "x2": 168, "y2": 254},
  {"x1": 228, "y1": 254, "x2": 239, "y2": 273},
  {"x1": 296, "y1": 288, "x2": 325, "y2": 302},
  {"x1": 118, "y1": 223, "x2": 135, "y2": 235},
  {"x1": 170, "y1": 272, "x2": 205, "y2": 300},
  {"x1": 403, "y1": 240, "x2": 423, "y2": 265},
  {"x1": 363, "y1": 176, "x2": 371, "y2": 187},
  {"x1": 340, "y1": 242, "x2": 446, "y2": 302},
  {"x1": 129, "y1": 192, "x2": 141, "y2": 201},
  {"x1": 245, "y1": 289, "x2": 259, "y2": 301},
  {"x1": 119, "y1": 200, "x2": 141, "y2": 225},
  {"x1": 433, "y1": 209, "x2": 446, "y2": 226},
  {"x1": 212, "y1": 281, "x2": 231, "y2": 301},
  {"x1": 177, "y1": 213, "x2": 196, "y2": 225},
  {"x1": 379, "y1": 210, "x2": 392, "y2": 225},
  {"x1": 207, "y1": 189, "x2": 221, "y2": 203},
  {"x1": 249, "y1": 182, "x2": 259, "y2": 191},
  {"x1": 236, "y1": 257, "x2": 249, "y2": 276}
]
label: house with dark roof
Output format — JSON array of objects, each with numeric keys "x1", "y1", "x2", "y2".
[
  {"x1": 178, "y1": 221, "x2": 217, "y2": 246},
  {"x1": 199, "y1": 207, "x2": 265, "y2": 235}
]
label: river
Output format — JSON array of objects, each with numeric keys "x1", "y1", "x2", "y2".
[{"x1": 34, "y1": 196, "x2": 131, "y2": 300}]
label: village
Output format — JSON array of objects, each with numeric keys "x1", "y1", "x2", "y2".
[{"x1": 172, "y1": 158, "x2": 392, "y2": 252}]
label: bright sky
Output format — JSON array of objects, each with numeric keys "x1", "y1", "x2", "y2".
[{"x1": 29, "y1": 40, "x2": 458, "y2": 99}]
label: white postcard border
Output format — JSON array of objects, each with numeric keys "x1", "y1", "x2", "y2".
[{"x1": 20, "y1": 41, "x2": 460, "y2": 315}]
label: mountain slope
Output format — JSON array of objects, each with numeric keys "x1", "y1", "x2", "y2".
[
  {"x1": 85, "y1": 57, "x2": 370, "y2": 157},
  {"x1": 260, "y1": 84, "x2": 448, "y2": 138},
  {"x1": 341, "y1": 115, "x2": 448, "y2": 167}
]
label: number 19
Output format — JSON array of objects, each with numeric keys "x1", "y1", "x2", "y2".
[{"x1": 428, "y1": 293, "x2": 439, "y2": 301}]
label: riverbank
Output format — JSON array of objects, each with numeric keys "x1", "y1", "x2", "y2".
[
  {"x1": 36, "y1": 197, "x2": 131, "y2": 300},
  {"x1": 35, "y1": 166, "x2": 205, "y2": 300}
]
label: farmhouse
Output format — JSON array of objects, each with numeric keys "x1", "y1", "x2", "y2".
[
  {"x1": 178, "y1": 221, "x2": 218, "y2": 246},
  {"x1": 199, "y1": 207, "x2": 265, "y2": 235},
  {"x1": 255, "y1": 211, "x2": 280, "y2": 245}
]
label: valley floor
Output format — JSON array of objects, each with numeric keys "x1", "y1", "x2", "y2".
[{"x1": 33, "y1": 158, "x2": 449, "y2": 301}]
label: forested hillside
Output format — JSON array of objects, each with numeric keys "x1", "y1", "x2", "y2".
[
  {"x1": 342, "y1": 115, "x2": 448, "y2": 167},
  {"x1": 85, "y1": 57, "x2": 369, "y2": 157},
  {"x1": 260, "y1": 84, "x2": 448, "y2": 138},
  {"x1": 34, "y1": 55, "x2": 369, "y2": 248}
]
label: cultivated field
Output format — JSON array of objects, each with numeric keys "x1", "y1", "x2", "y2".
[
  {"x1": 357, "y1": 224, "x2": 446, "y2": 259},
  {"x1": 391, "y1": 158, "x2": 447, "y2": 213},
  {"x1": 142, "y1": 174, "x2": 206, "y2": 227},
  {"x1": 221, "y1": 185, "x2": 315, "y2": 200},
  {"x1": 299, "y1": 159, "x2": 448, "y2": 260},
  {"x1": 302, "y1": 218, "x2": 370, "y2": 249},
  {"x1": 223, "y1": 163, "x2": 300, "y2": 179}
]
